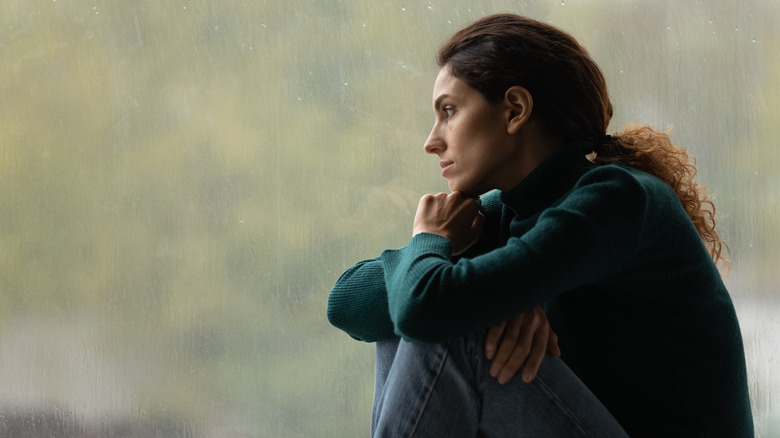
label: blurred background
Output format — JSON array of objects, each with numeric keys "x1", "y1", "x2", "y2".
[{"x1": 0, "y1": 0, "x2": 777, "y2": 436}]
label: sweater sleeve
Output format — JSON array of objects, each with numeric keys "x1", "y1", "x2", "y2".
[
  {"x1": 381, "y1": 167, "x2": 649, "y2": 343},
  {"x1": 326, "y1": 257, "x2": 397, "y2": 342},
  {"x1": 326, "y1": 191, "x2": 504, "y2": 343}
]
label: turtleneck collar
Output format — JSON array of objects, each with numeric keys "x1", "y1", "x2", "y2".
[{"x1": 499, "y1": 140, "x2": 598, "y2": 218}]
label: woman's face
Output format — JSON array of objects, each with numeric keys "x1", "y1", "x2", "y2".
[{"x1": 424, "y1": 67, "x2": 518, "y2": 196}]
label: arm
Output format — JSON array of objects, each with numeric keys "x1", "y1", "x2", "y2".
[
  {"x1": 327, "y1": 191, "x2": 504, "y2": 343},
  {"x1": 382, "y1": 167, "x2": 647, "y2": 343},
  {"x1": 327, "y1": 257, "x2": 396, "y2": 342}
]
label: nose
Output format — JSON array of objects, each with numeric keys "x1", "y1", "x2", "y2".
[{"x1": 424, "y1": 124, "x2": 444, "y2": 155}]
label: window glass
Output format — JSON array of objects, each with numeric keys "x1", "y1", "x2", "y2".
[{"x1": 0, "y1": 1, "x2": 777, "y2": 436}]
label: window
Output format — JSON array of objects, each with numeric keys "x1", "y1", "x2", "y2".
[{"x1": 0, "y1": 1, "x2": 777, "y2": 436}]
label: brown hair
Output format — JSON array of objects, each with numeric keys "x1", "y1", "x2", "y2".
[{"x1": 438, "y1": 14, "x2": 727, "y2": 268}]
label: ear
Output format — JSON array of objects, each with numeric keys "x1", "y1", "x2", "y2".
[{"x1": 504, "y1": 86, "x2": 533, "y2": 135}]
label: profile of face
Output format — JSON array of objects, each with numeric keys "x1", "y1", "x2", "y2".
[{"x1": 424, "y1": 67, "x2": 524, "y2": 196}]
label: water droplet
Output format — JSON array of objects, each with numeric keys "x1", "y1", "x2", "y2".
[
  {"x1": 752, "y1": 38, "x2": 757, "y2": 43},
  {"x1": 401, "y1": 7, "x2": 406, "y2": 11}
]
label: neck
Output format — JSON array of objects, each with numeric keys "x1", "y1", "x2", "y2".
[{"x1": 499, "y1": 121, "x2": 564, "y2": 191}]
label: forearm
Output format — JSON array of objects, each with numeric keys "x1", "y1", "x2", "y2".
[
  {"x1": 382, "y1": 171, "x2": 646, "y2": 343},
  {"x1": 381, "y1": 233, "x2": 537, "y2": 343},
  {"x1": 327, "y1": 192, "x2": 503, "y2": 343}
]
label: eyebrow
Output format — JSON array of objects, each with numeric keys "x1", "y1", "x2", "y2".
[{"x1": 434, "y1": 94, "x2": 451, "y2": 111}]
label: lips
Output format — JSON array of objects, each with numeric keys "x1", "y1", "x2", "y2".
[{"x1": 440, "y1": 160, "x2": 454, "y2": 176}]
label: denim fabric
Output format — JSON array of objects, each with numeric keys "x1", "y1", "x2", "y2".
[{"x1": 371, "y1": 333, "x2": 628, "y2": 438}]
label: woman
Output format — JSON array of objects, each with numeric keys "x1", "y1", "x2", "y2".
[{"x1": 327, "y1": 14, "x2": 753, "y2": 437}]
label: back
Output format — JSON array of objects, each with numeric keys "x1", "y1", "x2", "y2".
[{"x1": 547, "y1": 168, "x2": 752, "y2": 437}]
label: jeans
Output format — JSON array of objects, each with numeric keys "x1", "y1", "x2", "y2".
[{"x1": 371, "y1": 333, "x2": 628, "y2": 438}]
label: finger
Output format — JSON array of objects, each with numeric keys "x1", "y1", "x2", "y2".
[
  {"x1": 450, "y1": 191, "x2": 481, "y2": 215},
  {"x1": 489, "y1": 317, "x2": 522, "y2": 378},
  {"x1": 521, "y1": 324, "x2": 550, "y2": 383},
  {"x1": 471, "y1": 211, "x2": 486, "y2": 233},
  {"x1": 547, "y1": 328, "x2": 561, "y2": 357},
  {"x1": 452, "y1": 210, "x2": 485, "y2": 255},
  {"x1": 454, "y1": 211, "x2": 485, "y2": 255},
  {"x1": 496, "y1": 316, "x2": 538, "y2": 384},
  {"x1": 485, "y1": 322, "x2": 506, "y2": 360},
  {"x1": 413, "y1": 192, "x2": 457, "y2": 236}
]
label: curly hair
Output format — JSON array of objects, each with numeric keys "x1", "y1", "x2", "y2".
[
  {"x1": 600, "y1": 125, "x2": 728, "y2": 268},
  {"x1": 438, "y1": 13, "x2": 728, "y2": 268}
]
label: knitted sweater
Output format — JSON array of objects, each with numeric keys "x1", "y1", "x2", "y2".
[{"x1": 327, "y1": 142, "x2": 753, "y2": 437}]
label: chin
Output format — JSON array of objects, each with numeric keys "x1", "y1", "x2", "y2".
[
  {"x1": 447, "y1": 181, "x2": 464, "y2": 194},
  {"x1": 449, "y1": 184, "x2": 479, "y2": 197}
]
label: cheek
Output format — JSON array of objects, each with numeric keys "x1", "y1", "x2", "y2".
[{"x1": 453, "y1": 121, "x2": 483, "y2": 152}]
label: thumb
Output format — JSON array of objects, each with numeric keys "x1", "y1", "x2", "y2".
[{"x1": 472, "y1": 211, "x2": 486, "y2": 233}]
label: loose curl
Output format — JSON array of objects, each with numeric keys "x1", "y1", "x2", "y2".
[
  {"x1": 601, "y1": 125, "x2": 728, "y2": 269},
  {"x1": 438, "y1": 13, "x2": 728, "y2": 268}
]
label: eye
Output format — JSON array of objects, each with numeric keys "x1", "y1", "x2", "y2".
[{"x1": 443, "y1": 107, "x2": 455, "y2": 118}]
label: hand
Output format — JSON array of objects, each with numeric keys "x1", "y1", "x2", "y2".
[
  {"x1": 412, "y1": 191, "x2": 485, "y2": 255},
  {"x1": 485, "y1": 307, "x2": 561, "y2": 384}
]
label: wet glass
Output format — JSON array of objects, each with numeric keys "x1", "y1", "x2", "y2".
[{"x1": 0, "y1": 1, "x2": 777, "y2": 436}]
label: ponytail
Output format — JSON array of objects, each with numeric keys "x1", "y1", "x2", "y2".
[{"x1": 593, "y1": 124, "x2": 729, "y2": 270}]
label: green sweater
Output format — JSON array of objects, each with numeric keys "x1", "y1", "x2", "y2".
[{"x1": 327, "y1": 142, "x2": 753, "y2": 437}]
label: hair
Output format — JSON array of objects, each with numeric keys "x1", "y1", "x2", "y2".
[{"x1": 437, "y1": 13, "x2": 728, "y2": 268}]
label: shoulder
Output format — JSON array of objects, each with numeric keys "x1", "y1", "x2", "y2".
[
  {"x1": 579, "y1": 163, "x2": 658, "y2": 185},
  {"x1": 541, "y1": 164, "x2": 680, "y2": 228},
  {"x1": 564, "y1": 165, "x2": 689, "y2": 234},
  {"x1": 574, "y1": 164, "x2": 677, "y2": 203}
]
